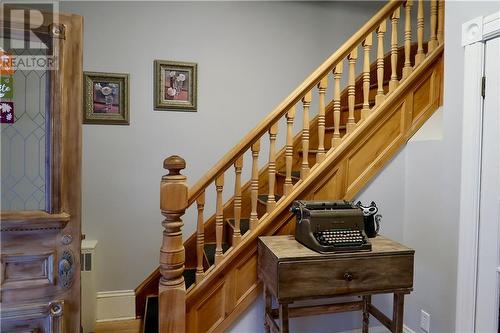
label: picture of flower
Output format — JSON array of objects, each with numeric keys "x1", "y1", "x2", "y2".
[
  {"x1": 164, "y1": 69, "x2": 190, "y2": 101},
  {"x1": 84, "y1": 72, "x2": 129, "y2": 125},
  {"x1": 154, "y1": 60, "x2": 197, "y2": 111},
  {"x1": 92, "y1": 82, "x2": 120, "y2": 114}
]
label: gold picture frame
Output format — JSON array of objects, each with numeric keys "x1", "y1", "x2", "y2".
[
  {"x1": 83, "y1": 71, "x2": 129, "y2": 125},
  {"x1": 154, "y1": 60, "x2": 197, "y2": 111}
]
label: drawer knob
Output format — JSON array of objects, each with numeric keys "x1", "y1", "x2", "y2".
[{"x1": 344, "y1": 272, "x2": 353, "y2": 281}]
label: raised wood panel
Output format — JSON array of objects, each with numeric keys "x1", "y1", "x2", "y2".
[
  {"x1": 312, "y1": 165, "x2": 344, "y2": 200},
  {"x1": 1, "y1": 301, "x2": 64, "y2": 333},
  {"x1": 406, "y1": 60, "x2": 442, "y2": 139},
  {"x1": 345, "y1": 103, "x2": 404, "y2": 196},
  {"x1": 412, "y1": 74, "x2": 431, "y2": 122},
  {"x1": 1, "y1": 253, "x2": 55, "y2": 290},
  {"x1": 0, "y1": 230, "x2": 63, "y2": 303},
  {"x1": 234, "y1": 253, "x2": 258, "y2": 305},
  {"x1": 189, "y1": 278, "x2": 227, "y2": 333}
]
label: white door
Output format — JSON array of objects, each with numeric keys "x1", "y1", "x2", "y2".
[{"x1": 476, "y1": 36, "x2": 500, "y2": 333}]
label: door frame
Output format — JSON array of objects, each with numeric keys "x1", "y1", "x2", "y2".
[{"x1": 456, "y1": 11, "x2": 500, "y2": 333}]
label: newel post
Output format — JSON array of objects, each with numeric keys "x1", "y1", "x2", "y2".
[{"x1": 159, "y1": 155, "x2": 187, "y2": 333}]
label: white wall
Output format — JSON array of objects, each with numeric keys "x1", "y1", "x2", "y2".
[{"x1": 60, "y1": 1, "x2": 384, "y2": 293}]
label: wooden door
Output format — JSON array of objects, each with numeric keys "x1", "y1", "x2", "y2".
[{"x1": 0, "y1": 7, "x2": 83, "y2": 332}]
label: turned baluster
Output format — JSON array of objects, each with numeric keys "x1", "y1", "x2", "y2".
[
  {"x1": 415, "y1": 0, "x2": 425, "y2": 66},
  {"x1": 284, "y1": 107, "x2": 295, "y2": 196},
  {"x1": 159, "y1": 155, "x2": 187, "y2": 332},
  {"x1": 267, "y1": 124, "x2": 278, "y2": 212},
  {"x1": 402, "y1": 0, "x2": 413, "y2": 80},
  {"x1": 347, "y1": 49, "x2": 357, "y2": 134},
  {"x1": 375, "y1": 20, "x2": 387, "y2": 106},
  {"x1": 316, "y1": 77, "x2": 328, "y2": 163},
  {"x1": 361, "y1": 33, "x2": 372, "y2": 121},
  {"x1": 250, "y1": 140, "x2": 260, "y2": 230},
  {"x1": 233, "y1": 156, "x2": 243, "y2": 246},
  {"x1": 195, "y1": 191, "x2": 205, "y2": 283},
  {"x1": 301, "y1": 91, "x2": 312, "y2": 179},
  {"x1": 428, "y1": 0, "x2": 438, "y2": 52},
  {"x1": 331, "y1": 62, "x2": 343, "y2": 149},
  {"x1": 437, "y1": 0, "x2": 444, "y2": 45},
  {"x1": 389, "y1": 8, "x2": 400, "y2": 93},
  {"x1": 214, "y1": 174, "x2": 224, "y2": 265}
]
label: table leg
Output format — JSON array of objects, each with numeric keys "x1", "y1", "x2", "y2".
[
  {"x1": 392, "y1": 292, "x2": 405, "y2": 333},
  {"x1": 264, "y1": 285, "x2": 272, "y2": 333},
  {"x1": 279, "y1": 302, "x2": 289, "y2": 333},
  {"x1": 362, "y1": 295, "x2": 371, "y2": 333}
]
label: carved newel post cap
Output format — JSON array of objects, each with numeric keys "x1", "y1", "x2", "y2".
[{"x1": 163, "y1": 155, "x2": 186, "y2": 175}]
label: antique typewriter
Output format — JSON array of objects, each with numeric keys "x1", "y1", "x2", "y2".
[{"x1": 291, "y1": 200, "x2": 372, "y2": 253}]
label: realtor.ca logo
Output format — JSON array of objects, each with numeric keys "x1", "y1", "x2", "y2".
[{"x1": 1, "y1": 2, "x2": 60, "y2": 71}]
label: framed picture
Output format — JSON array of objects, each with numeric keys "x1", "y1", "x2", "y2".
[
  {"x1": 154, "y1": 60, "x2": 197, "y2": 111},
  {"x1": 83, "y1": 72, "x2": 129, "y2": 125}
]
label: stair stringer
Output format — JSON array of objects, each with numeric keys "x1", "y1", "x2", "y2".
[{"x1": 183, "y1": 46, "x2": 443, "y2": 333}]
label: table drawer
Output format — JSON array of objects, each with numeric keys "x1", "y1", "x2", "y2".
[{"x1": 277, "y1": 254, "x2": 413, "y2": 300}]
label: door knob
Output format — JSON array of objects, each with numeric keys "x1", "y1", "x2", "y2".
[{"x1": 58, "y1": 250, "x2": 74, "y2": 289}]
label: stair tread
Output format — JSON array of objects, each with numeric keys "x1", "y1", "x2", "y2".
[
  {"x1": 276, "y1": 170, "x2": 301, "y2": 179},
  {"x1": 226, "y1": 218, "x2": 250, "y2": 236},
  {"x1": 204, "y1": 243, "x2": 231, "y2": 266},
  {"x1": 258, "y1": 194, "x2": 283, "y2": 204},
  {"x1": 325, "y1": 125, "x2": 346, "y2": 131},
  {"x1": 297, "y1": 149, "x2": 324, "y2": 154}
]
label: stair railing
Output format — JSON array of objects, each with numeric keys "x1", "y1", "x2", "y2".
[{"x1": 158, "y1": 0, "x2": 444, "y2": 330}]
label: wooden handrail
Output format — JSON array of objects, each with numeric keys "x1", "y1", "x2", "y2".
[{"x1": 187, "y1": 0, "x2": 403, "y2": 205}]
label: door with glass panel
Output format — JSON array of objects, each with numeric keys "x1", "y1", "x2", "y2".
[{"x1": 0, "y1": 6, "x2": 82, "y2": 332}]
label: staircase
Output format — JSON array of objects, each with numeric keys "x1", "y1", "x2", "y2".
[{"x1": 136, "y1": 1, "x2": 445, "y2": 331}]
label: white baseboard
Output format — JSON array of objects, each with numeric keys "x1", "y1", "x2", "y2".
[
  {"x1": 96, "y1": 290, "x2": 136, "y2": 322},
  {"x1": 337, "y1": 325, "x2": 414, "y2": 333},
  {"x1": 404, "y1": 324, "x2": 417, "y2": 333}
]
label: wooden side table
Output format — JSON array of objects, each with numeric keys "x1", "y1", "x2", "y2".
[{"x1": 257, "y1": 235, "x2": 414, "y2": 333}]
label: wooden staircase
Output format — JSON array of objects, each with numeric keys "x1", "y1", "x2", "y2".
[{"x1": 136, "y1": 1, "x2": 445, "y2": 332}]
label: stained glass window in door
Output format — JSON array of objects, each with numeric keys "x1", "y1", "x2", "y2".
[{"x1": 1, "y1": 45, "x2": 50, "y2": 211}]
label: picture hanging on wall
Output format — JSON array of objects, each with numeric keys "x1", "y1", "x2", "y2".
[
  {"x1": 154, "y1": 60, "x2": 197, "y2": 111},
  {"x1": 83, "y1": 71, "x2": 129, "y2": 125}
]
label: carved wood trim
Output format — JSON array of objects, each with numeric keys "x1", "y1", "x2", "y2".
[{"x1": 0, "y1": 212, "x2": 70, "y2": 231}]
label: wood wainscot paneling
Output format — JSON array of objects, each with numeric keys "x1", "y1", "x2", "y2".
[
  {"x1": 406, "y1": 57, "x2": 443, "y2": 139},
  {"x1": 345, "y1": 101, "x2": 405, "y2": 198},
  {"x1": 312, "y1": 164, "x2": 346, "y2": 200},
  {"x1": 187, "y1": 277, "x2": 229, "y2": 333},
  {"x1": 234, "y1": 251, "x2": 258, "y2": 305}
]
